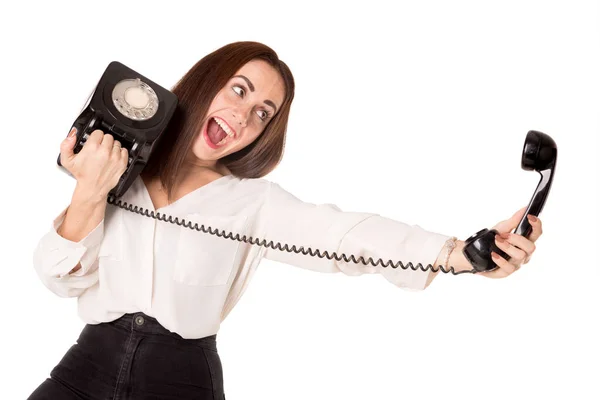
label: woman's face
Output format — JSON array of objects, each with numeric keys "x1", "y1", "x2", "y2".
[{"x1": 190, "y1": 59, "x2": 286, "y2": 164}]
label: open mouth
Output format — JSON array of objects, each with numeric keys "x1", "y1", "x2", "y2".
[{"x1": 205, "y1": 117, "x2": 236, "y2": 148}]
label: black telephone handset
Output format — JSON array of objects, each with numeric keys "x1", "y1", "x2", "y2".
[
  {"x1": 462, "y1": 130, "x2": 557, "y2": 272},
  {"x1": 56, "y1": 61, "x2": 178, "y2": 198},
  {"x1": 57, "y1": 62, "x2": 557, "y2": 275}
]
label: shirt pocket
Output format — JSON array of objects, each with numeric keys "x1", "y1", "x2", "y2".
[{"x1": 173, "y1": 213, "x2": 248, "y2": 286}]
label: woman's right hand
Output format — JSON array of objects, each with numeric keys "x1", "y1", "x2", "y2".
[{"x1": 60, "y1": 128, "x2": 129, "y2": 198}]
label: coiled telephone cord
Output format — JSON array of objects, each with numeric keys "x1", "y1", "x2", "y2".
[{"x1": 107, "y1": 196, "x2": 478, "y2": 275}]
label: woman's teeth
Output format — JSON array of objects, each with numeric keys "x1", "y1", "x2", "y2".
[{"x1": 214, "y1": 118, "x2": 235, "y2": 146}]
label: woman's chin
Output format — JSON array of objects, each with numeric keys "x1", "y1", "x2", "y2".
[{"x1": 191, "y1": 143, "x2": 231, "y2": 163}]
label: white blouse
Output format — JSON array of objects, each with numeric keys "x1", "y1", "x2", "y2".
[{"x1": 33, "y1": 174, "x2": 451, "y2": 339}]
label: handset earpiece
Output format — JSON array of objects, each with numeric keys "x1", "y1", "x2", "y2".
[{"x1": 462, "y1": 130, "x2": 557, "y2": 272}]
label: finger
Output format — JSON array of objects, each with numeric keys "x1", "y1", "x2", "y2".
[
  {"x1": 495, "y1": 235, "x2": 528, "y2": 264},
  {"x1": 120, "y1": 148, "x2": 129, "y2": 172},
  {"x1": 59, "y1": 127, "x2": 78, "y2": 167},
  {"x1": 111, "y1": 139, "x2": 122, "y2": 156},
  {"x1": 500, "y1": 232, "x2": 536, "y2": 256},
  {"x1": 526, "y1": 215, "x2": 543, "y2": 242},
  {"x1": 86, "y1": 129, "x2": 105, "y2": 146},
  {"x1": 101, "y1": 133, "x2": 115, "y2": 149},
  {"x1": 513, "y1": 206, "x2": 528, "y2": 219},
  {"x1": 474, "y1": 251, "x2": 518, "y2": 279},
  {"x1": 492, "y1": 251, "x2": 519, "y2": 275},
  {"x1": 493, "y1": 206, "x2": 528, "y2": 233}
]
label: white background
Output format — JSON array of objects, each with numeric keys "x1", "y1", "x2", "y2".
[{"x1": 1, "y1": 0, "x2": 599, "y2": 399}]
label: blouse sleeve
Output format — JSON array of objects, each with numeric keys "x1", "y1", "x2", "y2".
[
  {"x1": 32, "y1": 205, "x2": 104, "y2": 298},
  {"x1": 262, "y1": 182, "x2": 451, "y2": 290}
]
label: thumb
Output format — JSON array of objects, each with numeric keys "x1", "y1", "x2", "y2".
[
  {"x1": 59, "y1": 127, "x2": 78, "y2": 168},
  {"x1": 492, "y1": 206, "x2": 528, "y2": 233}
]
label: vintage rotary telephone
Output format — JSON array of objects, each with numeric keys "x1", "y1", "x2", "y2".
[
  {"x1": 56, "y1": 62, "x2": 558, "y2": 275},
  {"x1": 57, "y1": 61, "x2": 178, "y2": 198}
]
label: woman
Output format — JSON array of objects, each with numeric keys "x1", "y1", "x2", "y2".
[{"x1": 28, "y1": 41, "x2": 543, "y2": 399}]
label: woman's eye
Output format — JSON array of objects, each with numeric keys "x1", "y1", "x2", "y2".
[
  {"x1": 232, "y1": 85, "x2": 245, "y2": 97},
  {"x1": 256, "y1": 110, "x2": 269, "y2": 121}
]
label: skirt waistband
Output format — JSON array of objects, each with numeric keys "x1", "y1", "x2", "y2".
[{"x1": 100, "y1": 312, "x2": 217, "y2": 351}]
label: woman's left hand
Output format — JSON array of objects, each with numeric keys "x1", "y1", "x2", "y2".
[{"x1": 477, "y1": 206, "x2": 544, "y2": 279}]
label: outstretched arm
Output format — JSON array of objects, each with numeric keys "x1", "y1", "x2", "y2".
[{"x1": 261, "y1": 181, "x2": 455, "y2": 290}]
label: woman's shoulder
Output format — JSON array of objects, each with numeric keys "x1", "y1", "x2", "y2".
[{"x1": 231, "y1": 175, "x2": 273, "y2": 193}]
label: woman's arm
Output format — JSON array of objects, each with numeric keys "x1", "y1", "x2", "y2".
[
  {"x1": 32, "y1": 184, "x2": 106, "y2": 297},
  {"x1": 57, "y1": 183, "x2": 107, "y2": 274},
  {"x1": 261, "y1": 181, "x2": 457, "y2": 290}
]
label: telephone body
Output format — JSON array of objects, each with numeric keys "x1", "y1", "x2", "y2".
[{"x1": 56, "y1": 62, "x2": 558, "y2": 274}]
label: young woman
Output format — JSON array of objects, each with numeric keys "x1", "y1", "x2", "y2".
[{"x1": 28, "y1": 41, "x2": 543, "y2": 399}]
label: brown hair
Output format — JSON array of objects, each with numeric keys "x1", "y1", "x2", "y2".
[{"x1": 141, "y1": 41, "x2": 295, "y2": 201}]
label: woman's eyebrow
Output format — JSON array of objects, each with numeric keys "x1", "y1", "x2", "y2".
[
  {"x1": 233, "y1": 75, "x2": 254, "y2": 92},
  {"x1": 264, "y1": 100, "x2": 277, "y2": 114}
]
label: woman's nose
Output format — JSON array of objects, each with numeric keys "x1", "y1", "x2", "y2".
[{"x1": 232, "y1": 111, "x2": 248, "y2": 128}]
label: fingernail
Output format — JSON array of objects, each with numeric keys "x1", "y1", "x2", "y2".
[
  {"x1": 528, "y1": 215, "x2": 538, "y2": 222},
  {"x1": 68, "y1": 127, "x2": 77, "y2": 138},
  {"x1": 500, "y1": 232, "x2": 510, "y2": 239},
  {"x1": 491, "y1": 252, "x2": 500, "y2": 259}
]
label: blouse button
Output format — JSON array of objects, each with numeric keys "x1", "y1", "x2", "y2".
[{"x1": 135, "y1": 316, "x2": 145, "y2": 326}]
